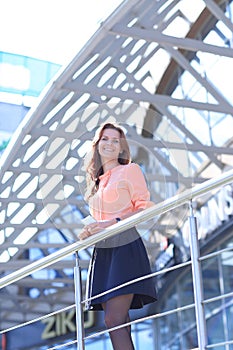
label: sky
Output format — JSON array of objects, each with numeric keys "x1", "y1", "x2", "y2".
[{"x1": 0, "y1": 0, "x2": 123, "y2": 65}]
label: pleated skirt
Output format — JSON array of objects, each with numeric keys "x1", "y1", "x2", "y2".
[{"x1": 85, "y1": 227, "x2": 157, "y2": 310}]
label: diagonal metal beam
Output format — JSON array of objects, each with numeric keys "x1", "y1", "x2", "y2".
[
  {"x1": 204, "y1": 0, "x2": 233, "y2": 32},
  {"x1": 111, "y1": 25, "x2": 233, "y2": 58}
]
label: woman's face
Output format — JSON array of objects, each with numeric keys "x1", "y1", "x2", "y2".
[{"x1": 98, "y1": 128, "x2": 122, "y2": 163}]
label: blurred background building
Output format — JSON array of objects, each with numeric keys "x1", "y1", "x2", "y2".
[{"x1": 0, "y1": 0, "x2": 233, "y2": 349}]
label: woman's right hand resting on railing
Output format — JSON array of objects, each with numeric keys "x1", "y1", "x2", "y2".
[{"x1": 78, "y1": 218, "x2": 118, "y2": 240}]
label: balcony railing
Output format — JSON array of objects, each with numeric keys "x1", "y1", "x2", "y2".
[{"x1": 1, "y1": 168, "x2": 233, "y2": 349}]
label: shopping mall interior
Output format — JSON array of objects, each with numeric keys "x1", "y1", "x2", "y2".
[{"x1": 0, "y1": 0, "x2": 233, "y2": 349}]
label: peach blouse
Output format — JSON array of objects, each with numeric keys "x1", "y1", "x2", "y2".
[{"x1": 89, "y1": 163, "x2": 154, "y2": 221}]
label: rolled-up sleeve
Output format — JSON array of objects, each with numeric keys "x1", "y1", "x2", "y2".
[{"x1": 126, "y1": 163, "x2": 154, "y2": 210}]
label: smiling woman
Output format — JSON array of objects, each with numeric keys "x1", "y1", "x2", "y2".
[
  {"x1": 83, "y1": 123, "x2": 131, "y2": 202},
  {"x1": 98, "y1": 128, "x2": 122, "y2": 166},
  {"x1": 78, "y1": 122, "x2": 157, "y2": 350}
]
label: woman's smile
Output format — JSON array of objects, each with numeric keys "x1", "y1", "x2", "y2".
[{"x1": 98, "y1": 129, "x2": 121, "y2": 162}]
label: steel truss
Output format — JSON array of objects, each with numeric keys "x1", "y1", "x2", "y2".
[{"x1": 0, "y1": 0, "x2": 233, "y2": 332}]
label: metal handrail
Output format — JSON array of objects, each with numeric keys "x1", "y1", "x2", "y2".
[
  {"x1": 0, "y1": 260, "x2": 191, "y2": 335},
  {"x1": 1, "y1": 168, "x2": 233, "y2": 289},
  {"x1": 1, "y1": 168, "x2": 233, "y2": 350}
]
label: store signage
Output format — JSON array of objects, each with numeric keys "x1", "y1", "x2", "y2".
[
  {"x1": 155, "y1": 185, "x2": 233, "y2": 270},
  {"x1": 41, "y1": 309, "x2": 94, "y2": 340},
  {"x1": 181, "y1": 185, "x2": 233, "y2": 245}
]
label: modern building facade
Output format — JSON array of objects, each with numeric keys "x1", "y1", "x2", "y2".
[{"x1": 0, "y1": 0, "x2": 233, "y2": 349}]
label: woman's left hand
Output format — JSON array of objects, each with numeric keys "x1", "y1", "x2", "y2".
[{"x1": 78, "y1": 220, "x2": 114, "y2": 240}]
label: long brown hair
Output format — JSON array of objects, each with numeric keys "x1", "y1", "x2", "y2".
[{"x1": 84, "y1": 123, "x2": 131, "y2": 201}]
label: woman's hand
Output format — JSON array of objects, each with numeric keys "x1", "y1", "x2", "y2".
[{"x1": 78, "y1": 219, "x2": 115, "y2": 240}]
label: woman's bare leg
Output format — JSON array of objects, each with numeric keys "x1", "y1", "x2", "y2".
[{"x1": 102, "y1": 294, "x2": 135, "y2": 350}]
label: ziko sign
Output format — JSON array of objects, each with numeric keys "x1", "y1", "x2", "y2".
[
  {"x1": 41, "y1": 309, "x2": 94, "y2": 340},
  {"x1": 182, "y1": 185, "x2": 233, "y2": 246}
]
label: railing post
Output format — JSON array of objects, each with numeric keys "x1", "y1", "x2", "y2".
[
  {"x1": 74, "y1": 252, "x2": 85, "y2": 350},
  {"x1": 188, "y1": 200, "x2": 208, "y2": 349}
]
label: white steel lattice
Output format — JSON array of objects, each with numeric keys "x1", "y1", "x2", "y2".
[{"x1": 0, "y1": 0, "x2": 233, "y2": 329}]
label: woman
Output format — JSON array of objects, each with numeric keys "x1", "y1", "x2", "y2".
[{"x1": 79, "y1": 122, "x2": 157, "y2": 350}]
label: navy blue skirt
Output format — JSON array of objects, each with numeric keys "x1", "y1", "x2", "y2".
[{"x1": 85, "y1": 227, "x2": 157, "y2": 310}]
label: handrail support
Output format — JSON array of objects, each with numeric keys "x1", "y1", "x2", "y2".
[
  {"x1": 74, "y1": 252, "x2": 85, "y2": 350},
  {"x1": 189, "y1": 200, "x2": 208, "y2": 349}
]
